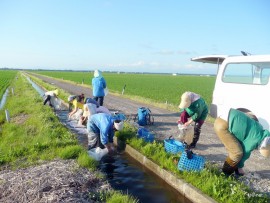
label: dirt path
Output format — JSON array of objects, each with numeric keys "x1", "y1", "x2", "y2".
[{"x1": 30, "y1": 73, "x2": 270, "y2": 195}]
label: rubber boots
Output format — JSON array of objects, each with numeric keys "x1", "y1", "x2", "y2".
[
  {"x1": 190, "y1": 123, "x2": 201, "y2": 148},
  {"x1": 222, "y1": 157, "x2": 238, "y2": 176}
]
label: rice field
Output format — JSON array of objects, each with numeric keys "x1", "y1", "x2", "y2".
[
  {"x1": 32, "y1": 71, "x2": 216, "y2": 107},
  {"x1": 0, "y1": 70, "x2": 18, "y2": 99}
]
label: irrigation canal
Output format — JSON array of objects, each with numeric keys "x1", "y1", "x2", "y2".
[{"x1": 23, "y1": 76, "x2": 192, "y2": 203}]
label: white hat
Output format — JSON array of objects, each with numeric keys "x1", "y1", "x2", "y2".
[
  {"x1": 179, "y1": 92, "x2": 191, "y2": 109},
  {"x1": 114, "y1": 120, "x2": 124, "y2": 131},
  {"x1": 68, "y1": 95, "x2": 75, "y2": 102},
  {"x1": 94, "y1": 70, "x2": 102, "y2": 78}
]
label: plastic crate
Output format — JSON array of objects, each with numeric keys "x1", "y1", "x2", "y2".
[
  {"x1": 137, "y1": 128, "x2": 155, "y2": 143},
  {"x1": 164, "y1": 139, "x2": 185, "y2": 154},
  {"x1": 178, "y1": 151, "x2": 205, "y2": 172}
]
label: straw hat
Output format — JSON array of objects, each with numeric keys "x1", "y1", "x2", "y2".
[{"x1": 179, "y1": 92, "x2": 191, "y2": 109}]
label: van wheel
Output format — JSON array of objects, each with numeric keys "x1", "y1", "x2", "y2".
[{"x1": 236, "y1": 108, "x2": 258, "y2": 121}]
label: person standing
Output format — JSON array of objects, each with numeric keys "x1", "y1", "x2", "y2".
[
  {"x1": 92, "y1": 70, "x2": 107, "y2": 106},
  {"x1": 43, "y1": 89, "x2": 59, "y2": 108},
  {"x1": 87, "y1": 113, "x2": 124, "y2": 153},
  {"x1": 178, "y1": 91, "x2": 208, "y2": 148},
  {"x1": 214, "y1": 108, "x2": 270, "y2": 176}
]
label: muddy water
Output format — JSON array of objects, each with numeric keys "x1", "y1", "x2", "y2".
[{"x1": 26, "y1": 76, "x2": 192, "y2": 203}]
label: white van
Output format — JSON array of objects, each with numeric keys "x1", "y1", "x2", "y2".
[{"x1": 191, "y1": 54, "x2": 270, "y2": 130}]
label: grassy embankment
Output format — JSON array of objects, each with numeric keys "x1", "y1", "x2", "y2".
[
  {"x1": 29, "y1": 72, "x2": 269, "y2": 203},
  {"x1": 0, "y1": 72, "x2": 138, "y2": 203}
]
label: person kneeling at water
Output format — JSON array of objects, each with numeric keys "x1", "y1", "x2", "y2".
[
  {"x1": 87, "y1": 113, "x2": 124, "y2": 154},
  {"x1": 214, "y1": 108, "x2": 270, "y2": 176}
]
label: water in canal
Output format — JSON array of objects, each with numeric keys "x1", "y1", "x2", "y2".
[{"x1": 26, "y1": 75, "x2": 192, "y2": 203}]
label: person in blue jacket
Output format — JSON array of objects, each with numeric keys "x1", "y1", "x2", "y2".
[
  {"x1": 87, "y1": 113, "x2": 124, "y2": 153},
  {"x1": 92, "y1": 70, "x2": 107, "y2": 106}
]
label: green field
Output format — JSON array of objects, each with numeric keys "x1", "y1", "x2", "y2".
[
  {"x1": 0, "y1": 70, "x2": 18, "y2": 100},
  {"x1": 32, "y1": 71, "x2": 216, "y2": 108}
]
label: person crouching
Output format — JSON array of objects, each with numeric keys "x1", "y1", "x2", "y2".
[{"x1": 87, "y1": 113, "x2": 124, "y2": 154}]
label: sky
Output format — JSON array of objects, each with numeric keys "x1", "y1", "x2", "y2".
[{"x1": 0, "y1": 0, "x2": 270, "y2": 74}]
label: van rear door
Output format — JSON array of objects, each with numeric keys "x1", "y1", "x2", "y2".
[{"x1": 191, "y1": 55, "x2": 228, "y2": 64}]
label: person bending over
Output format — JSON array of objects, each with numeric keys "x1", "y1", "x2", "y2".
[
  {"x1": 214, "y1": 108, "x2": 270, "y2": 176},
  {"x1": 178, "y1": 91, "x2": 208, "y2": 148},
  {"x1": 87, "y1": 113, "x2": 124, "y2": 154}
]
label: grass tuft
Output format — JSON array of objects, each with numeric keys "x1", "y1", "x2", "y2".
[
  {"x1": 77, "y1": 151, "x2": 98, "y2": 170},
  {"x1": 59, "y1": 145, "x2": 84, "y2": 159}
]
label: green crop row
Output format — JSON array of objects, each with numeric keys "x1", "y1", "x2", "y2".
[
  {"x1": 0, "y1": 70, "x2": 18, "y2": 100},
  {"x1": 31, "y1": 71, "x2": 216, "y2": 109}
]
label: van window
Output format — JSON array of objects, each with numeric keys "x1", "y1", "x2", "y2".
[
  {"x1": 222, "y1": 63, "x2": 253, "y2": 84},
  {"x1": 261, "y1": 68, "x2": 270, "y2": 84},
  {"x1": 222, "y1": 63, "x2": 270, "y2": 85}
]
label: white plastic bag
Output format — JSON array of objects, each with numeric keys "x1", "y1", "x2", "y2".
[
  {"x1": 88, "y1": 147, "x2": 109, "y2": 161},
  {"x1": 104, "y1": 87, "x2": 109, "y2": 96},
  {"x1": 176, "y1": 124, "x2": 194, "y2": 145}
]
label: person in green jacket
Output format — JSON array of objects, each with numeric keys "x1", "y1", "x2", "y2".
[
  {"x1": 178, "y1": 91, "x2": 209, "y2": 148},
  {"x1": 214, "y1": 108, "x2": 270, "y2": 176}
]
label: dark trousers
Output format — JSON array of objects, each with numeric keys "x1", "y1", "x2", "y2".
[
  {"x1": 93, "y1": 96, "x2": 104, "y2": 106},
  {"x1": 43, "y1": 95, "x2": 53, "y2": 107},
  {"x1": 179, "y1": 110, "x2": 204, "y2": 147}
]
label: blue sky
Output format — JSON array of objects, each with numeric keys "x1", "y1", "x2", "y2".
[{"x1": 0, "y1": 0, "x2": 269, "y2": 74}]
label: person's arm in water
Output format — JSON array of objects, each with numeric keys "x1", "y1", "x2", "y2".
[{"x1": 68, "y1": 100, "x2": 78, "y2": 118}]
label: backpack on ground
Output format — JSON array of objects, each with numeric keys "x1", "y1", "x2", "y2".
[{"x1": 136, "y1": 107, "x2": 154, "y2": 126}]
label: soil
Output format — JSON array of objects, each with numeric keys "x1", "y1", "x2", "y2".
[
  {"x1": 0, "y1": 159, "x2": 111, "y2": 203},
  {"x1": 28, "y1": 73, "x2": 270, "y2": 196}
]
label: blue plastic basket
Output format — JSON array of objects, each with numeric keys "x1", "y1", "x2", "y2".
[
  {"x1": 164, "y1": 139, "x2": 185, "y2": 154},
  {"x1": 137, "y1": 128, "x2": 155, "y2": 143},
  {"x1": 178, "y1": 151, "x2": 205, "y2": 172}
]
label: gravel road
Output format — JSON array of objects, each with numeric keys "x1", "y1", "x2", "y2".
[{"x1": 30, "y1": 73, "x2": 270, "y2": 196}]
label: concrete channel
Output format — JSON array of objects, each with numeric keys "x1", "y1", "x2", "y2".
[{"x1": 24, "y1": 73, "x2": 217, "y2": 203}]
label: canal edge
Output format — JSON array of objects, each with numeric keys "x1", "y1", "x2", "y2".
[{"x1": 118, "y1": 139, "x2": 217, "y2": 203}]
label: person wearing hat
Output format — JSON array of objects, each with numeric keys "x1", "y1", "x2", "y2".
[
  {"x1": 178, "y1": 91, "x2": 208, "y2": 148},
  {"x1": 214, "y1": 108, "x2": 270, "y2": 176},
  {"x1": 68, "y1": 94, "x2": 85, "y2": 120},
  {"x1": 87, "y1": 113, "x2": 124, "y2": 154},
  {"x1": 92, "y1": 70, "x2": 107, "y2": 106},
  {"x1": 43, "y1": 89, "x2": 59, "y2": 108},
  {"x1": 78, "y1": 103, "x2": 98, "y2": 126}
]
